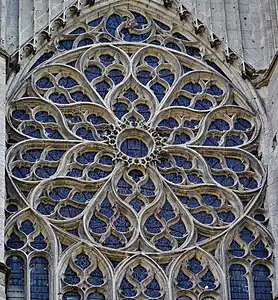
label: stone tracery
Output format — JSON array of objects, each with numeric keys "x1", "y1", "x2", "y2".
[{"x1": 5, "y1": 6, "x2": 274, "y2": 300}]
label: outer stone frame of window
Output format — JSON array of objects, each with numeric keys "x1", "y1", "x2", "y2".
[{"x1": 4, "y1": 0, "x2": 275, "y2": 300}]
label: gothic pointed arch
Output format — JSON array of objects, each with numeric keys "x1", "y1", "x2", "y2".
[{"x1": 5, "y1": 0, "x2": 274, "y2": 299}]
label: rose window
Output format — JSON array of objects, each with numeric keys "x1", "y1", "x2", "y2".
[{"x1": 5, "y1": 6, "x2": 273, "y2": 300}]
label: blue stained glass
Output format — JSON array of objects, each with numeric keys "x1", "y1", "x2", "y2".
[
  {"x1": 194, "y1": 99, "x2": 213, "y2": 110},
  {"x1": 239, "y1": 177, "x2": 258, "y2": 189},
  {"x1": 184, "y1": 119, "x2": 199, "y2": 128},
  {"x1": 37, "y1": 203, "x2": 55, "y2": 215},
  {"x1": 12, "y1": 109, "x2": 30, "y2": 120},
  {"x1": 240, "y1": 227, "x2": 255, "y2": 244},
  {"x1": 173, "y1": 32, "x2": 189, "y2": 41},
  {"x1": 226, "y1": 158, "x2": 245, "y2": 172},
  {"x1": 213, "y1": 175, "x2": 234, "y2": 187},
  {"x1": 217, "y1": 211, "x2": 235, "y2": 223},
  {"x1": 60, "y1": 205, "x2": 83, "y2": 218},
  {"x1": 31, "y1": 51, "x2": 54, "y2": 69},
  {"x1": 100, "y1": 199, "x2": 114, "y2": 218},
  {"x1": 155, "y1": 237, "x2": 172, "y2": 251},
  {"x1": 137, "y1": 70, "x2": 152, "y2": 84},
  {"x1": 166, "y1": 42, "x2": 181, "y2": 51},
  {"x1": 77, "y1": 38, "x2": 93, "y2": 47},
  {"x1": 20, "y1": 220, "x2": 35, "y2": 235},
  {"x1": 87, "y1": 292, "x2": 105, "y2": 300},
  {"x1": 132, "y1": 265, "x2": 148, "y2": 282},
  {"x1": 75, "y1": 254, "x2": 90, "y2": 270},
  {"x1": 171, "y1": 95, "x2": 191, "y2": 107},
  {"x1": 199, "y1": 270, "x2": 216, "y2": 289},
  {"x1": 159, "y1": 200, "x2": 175, "y2": 221},
  {"x1": 87, "y1": 114, "x2": 107, "y2": 125},
  {"x1": 183, "y1": 65, "x2": 193, "y2": 73},
  {"x1": 253, "y1": 264, "x2": 272, "y2": 300},
  {"x1": 35, "y1": 111, "x2": 56, "y2": 123},
  {"x1": 132, "y1": 11, "x2": 148, "y2": 28},
  {"x1": 121, "y1": 29, "x2": 151, "y2": 42},
  {"x1": 202, "y1": 194, "x2": 221, "y2": 207},
  {"x1": 70, "y1": 27, "x2": 86, "y2": 34},
  {"x1": 170, "y1": 220, "x2": 187, "y2": 237},
  {"x1": 106, "y1": 14, "x2": 123, "y2": 36},
  {"x1": 88, "y1": 16, "x2": 103, "y2": 27},
  {"x1": 120, "y1": 276, "x2": 137, "y2": 297},
  {"x1": 130, "y1": 198, "x2": 145, "y2": 212},
  {"x1": 192, "y1": 211, "x2": 213, "y2": 224},
  {"x1": 95, "y1": 81, "x2": 110, "y2": 98},
  {"x1": 76, "y1": 152, "x2": 96, "y2": 164},
  {"x1": 35, "y1": 166, "x2": 57, "y2": 178},
  {"x1": 140, "y1": 179, "x2": 156, "y2": 197},
  {"x1": 121, "y1": 138, "x2": 148, "y2": 158},
  {"x1": 187, "y1": 173, "x2": 203, "y2": 184},
  {"x1": 85, "y1": 66, "x2": 102, "y2": 81},
  {"x1": 145, "y1": 215, "x2": 163, "y2": 233},
  {"x1": 204, "y1": 135, "x2": 221, "y2": 146},
  {"x1": 113, "y1": 102, "x2": 129, "y2": 119},
  {"x1": 90, "y1": 216, "x2": 107, "y2": 234},
  {"x1": 229, "y1": 240, "x2": 245, "y2": 257},
  {"x1": 188, "y1": 258, "x2": 203, "y2": 274},
  {"x1": 88, "y1": 268, "x2": 104, "y2": 286},
  {"x1": 150, "y1": 40, "x2": 161, "y2": 45},
  {"x1": 163, "y1": 172, "x2": 183, "y2": 184},
  {"x1": 70, "y1": 91, "x2": 90, "y2": 102},
  {"x1": 12, "y1": 166, "x2": 30, "y2": 178},
  {"x1": 88, "y1": 169, "x2": 110, "y2": 180},
  {"x1": 117, "y1": 178, "x2": 132, "y2": 195},
  {"x1": 144, "y1": 56, "x2": 159, "y2": 68},
  {"x1": 23, "y1": 149, "x2": 42, "y2": 162},
  {"x1": 225, "y1": 135, "x2": 244, "y2": 146},
  {"x1": 6, "y1": 233, "x2": 24, "y2": 249},
  {"x1": 7, "y1": 256, "x2": 25, "y2": 300},
  {"x1": 206, "y1": 84, "x2": 223, "y2": 96},
  {"x1": 36, "y1": 77, "x2": 53, "y2": 88},
  {"x1": 157, "y1": 157, "x2": 172, "y2": 168},
  {"x1": 67, "y1": 168, "x2": 83, "y2": 177},
  {"x1": 158, "y1": 117, "x2": 178, "y2": 128},
  {"x1": 229, "y1": 264, "x2": 249, "y2": 300},
  {"x1": 205, "y1": 157, "x2": 222, "y2": 169},
  {"x1": 99, "y1": 155, "x2": 113, "y2": 165},
  {"x1": 58, "y1": 77, "x2": 78, "y2": 88},
  {"x1": 45, "y1": 149, "x2": 65, "y2": 161},
  {"x1": 30, "y1": 257, "x2": 49, "y2": 300},
  {"x1": 76, "y1": 127, "x2": 95, "y2": 140},
  {"x1": 136, "y1": 104, "x2": 151, "y2": 120},
  {"x1": 174, "y1": 132, "x2": 191, "y2": 144},
  {"x1": 159, "y1": 69, "x2": 175, "y2": 85},
  {"x1": 114, "y1": 215, "x2": 131, "y2": 232},
  {"x1": 99, "y1": 54, "x2": 114, "y2": 67},
  {"x1": 177, "y1": 269, "x2": 193, "y2": 289},
  {"x1": 49, "y1": 92, "x2": 68, "y2": 104},
  {"x1": 30, "y1": 233, "x2": 47, "y2": 250},
  {"x1": 99, "y1": 37, "x2": 110, "y2": 43},
  {"x1": 209, "y1": 119, "x2": 230, "y2": 131},
  {"x1": 63, "y1": 291, "x2": 81, "y2": 300},
  {"x1": 23, "y1": 126, "x2": 42, "y2": 138},
  {"x1": 65, "y1": 114, "x2": 82, "y2": 123},
  {"x1": 64, "y1": 266, "x2": 80, "y2": 284},
  {"x1": 123, "y1": 88, "x2": 138, "y2": 102},
  {"x1": 45, "y1": 128, "x2": 63, "y2": 139},
  {"x1": 234, "y1": 118, "x2": 252, "y2": 131},
  {"x1": 57, "y1": 40, "x2": 74, "y2": 51},
  {"x1": 128, "y1": 169, "x2": 143, "y2": 182},
  {"x1": 179, "y1": 196, "x2": 200, "y2": 208},
  {"x1": 145, "y1": 278, "x2": 161, "y2": 298},
  {"x1": 6, "y1": 204, "x2": 18, "y2": 213},
  {"x1": 108, "y1": 69, "x2": 124, "y2": 84},
  {"x1": 185, "y1": 46, "x2": 201, "y2": 58},
  {"x1": 251, "y1": 241, "x2": 268, "y2": 258},
  {"x1": 183, "y1": 82, "x2": 202, "y2": 94},
  {"x1": 154, "y1": 19, "x2": 170, "y2": 31},
  {"x1": 103, "y1": 234, "x2": 124, "y2": 249}
]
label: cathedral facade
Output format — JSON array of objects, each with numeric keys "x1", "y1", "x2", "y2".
[{"x1": 0, "y1": 0, "x2": 277, "y2": 299}]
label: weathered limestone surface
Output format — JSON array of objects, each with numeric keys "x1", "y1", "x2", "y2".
[{"x1": 0, "y1": 0, "x2": 277, "y2": 68}]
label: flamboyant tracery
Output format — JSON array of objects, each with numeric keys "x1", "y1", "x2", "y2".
[{"x1": 5, "y1": 5, "x2": 273, "y2": 300}]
